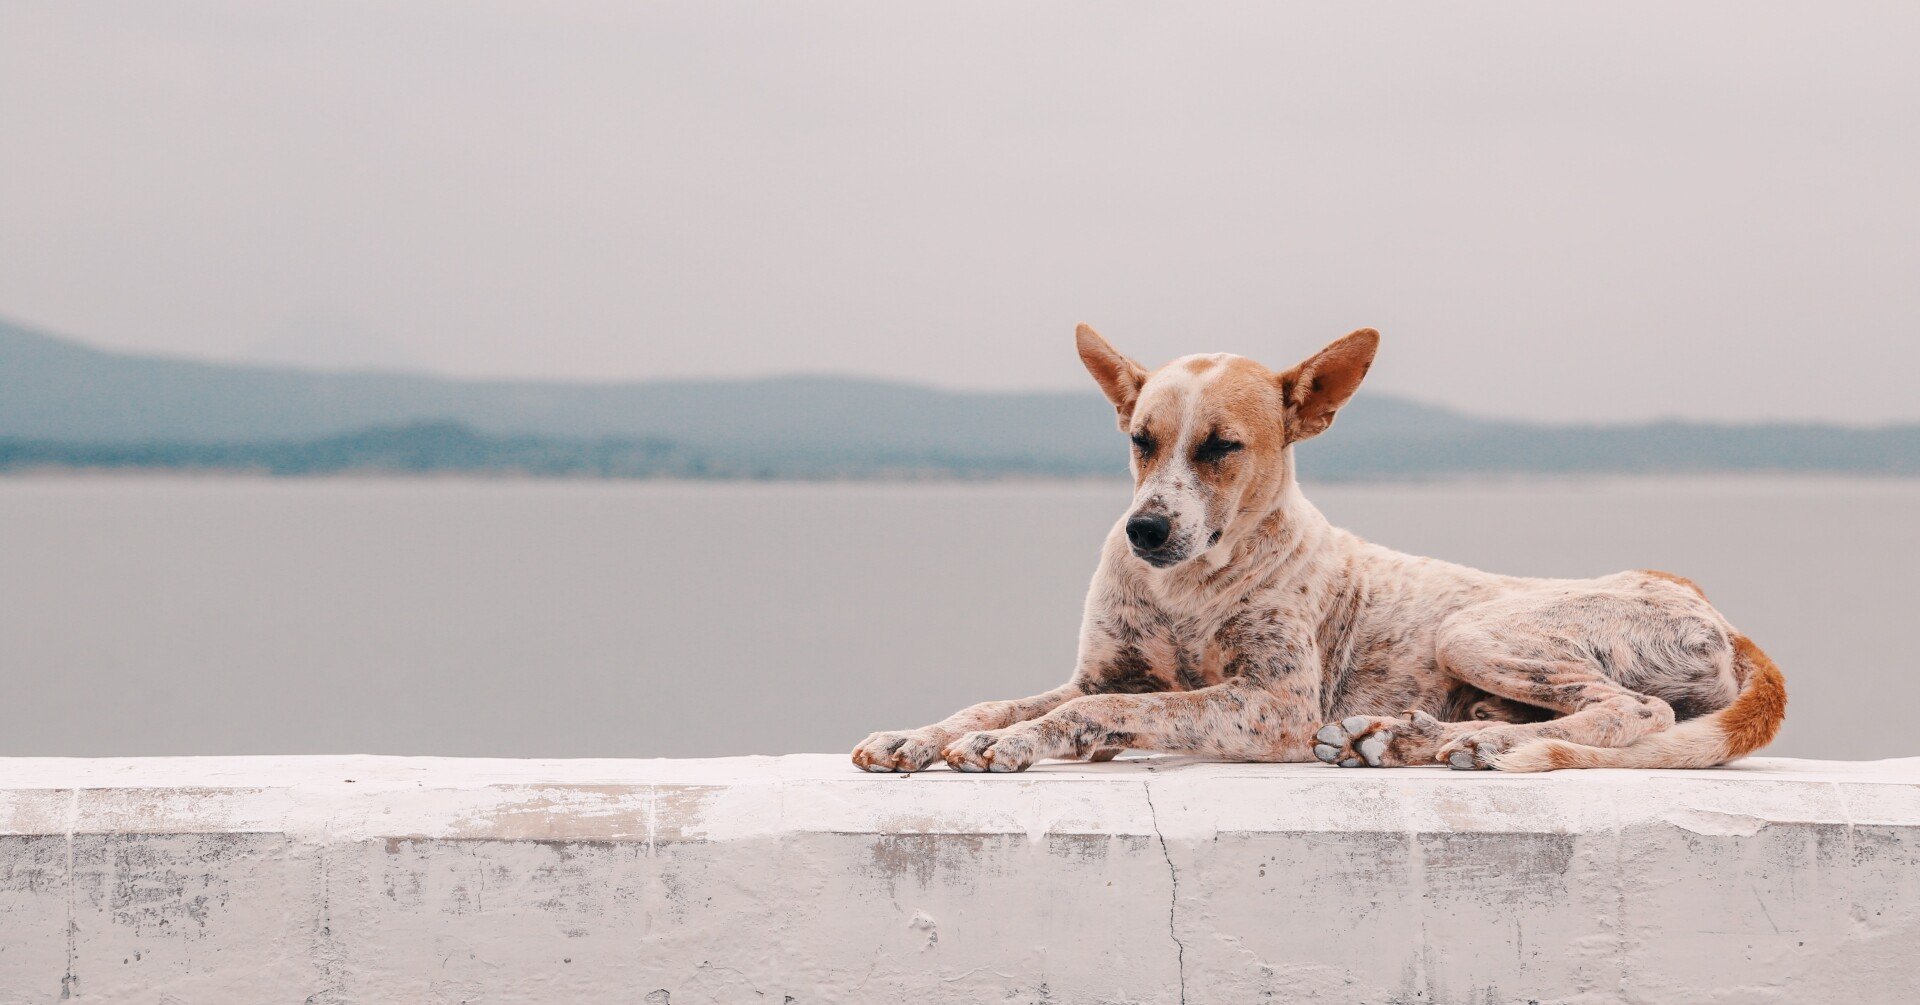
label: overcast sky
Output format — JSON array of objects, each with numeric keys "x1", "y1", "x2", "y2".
[{"x1": 3, "y1": 3, "x2": 1917, "y2": 423}]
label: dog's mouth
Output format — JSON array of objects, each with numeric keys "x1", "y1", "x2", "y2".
[
  {"x1": 1134, "y1": 547, "x2": 1184, "y2": 568},
  {"x1": 1133, "y1": 529, "x2": 1222, "y2": 569}
]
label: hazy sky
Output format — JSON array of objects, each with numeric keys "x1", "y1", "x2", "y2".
[{"x1": 4, "y1": 3, "x2": 1917, "y2": 423}]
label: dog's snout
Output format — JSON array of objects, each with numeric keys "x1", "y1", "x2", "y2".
[{"x1": 1126, "y1": 513, "x2": 1173, "y2": 551}]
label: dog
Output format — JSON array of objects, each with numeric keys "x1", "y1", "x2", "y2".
[{"x1": 851, "y1": 326, "x2": 1785, "y2": 773}]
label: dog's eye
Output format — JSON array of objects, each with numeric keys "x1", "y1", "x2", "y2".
[
  {"x1": 1130, "y1": 432, "x2": 1156, "y2": 457},
  {"x1": 1195, "y1": 436, "x2": 1243, "y2": 463}
]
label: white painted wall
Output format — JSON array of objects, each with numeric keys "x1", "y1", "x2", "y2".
[{"x1": 1, "y1": 754, "x2": 1916, "y2": 1003}]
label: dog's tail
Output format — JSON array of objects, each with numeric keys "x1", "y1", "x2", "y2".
[{"x1": 1493, "y1": 635, "x2": 1786, "y2": 772}]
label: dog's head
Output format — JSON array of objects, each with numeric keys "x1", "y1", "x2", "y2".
[{"x1": 1076, "y1": 324, "x2": 1379, "y2": 569}]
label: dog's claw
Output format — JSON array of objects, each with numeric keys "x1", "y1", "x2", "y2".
[{"x1": 1357, "y1": 733, "x2": 1390, "y2": 767}]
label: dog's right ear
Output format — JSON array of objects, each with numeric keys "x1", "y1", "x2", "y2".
[{"x1": 1076, "y1": 324, "x2": 1150, "y2": 431}]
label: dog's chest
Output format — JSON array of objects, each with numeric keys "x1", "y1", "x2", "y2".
[
  {"x1": 1097, "y1": 615, "x2": 1250, "y2": 693},
  {"x1": 1165, "y1": 633, "x2": 1226, "y2": 690}
]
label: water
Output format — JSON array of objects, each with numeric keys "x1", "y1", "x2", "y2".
[{"x1": 1, "y1": 476, "x2": 1913, "y2": 761}]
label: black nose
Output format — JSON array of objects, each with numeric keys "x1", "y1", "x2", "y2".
[{"x1": 1126, "y1": 513, "x2": 1172, "y2": 551}]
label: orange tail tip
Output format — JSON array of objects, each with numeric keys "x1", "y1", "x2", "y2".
[{"x1": 1720, "y1": 635, "x2": 1788, "y2": 760}]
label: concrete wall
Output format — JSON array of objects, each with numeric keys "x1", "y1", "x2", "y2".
[{"x1": 0, "y1": 753, "x2": 1916, "y2": 1004}]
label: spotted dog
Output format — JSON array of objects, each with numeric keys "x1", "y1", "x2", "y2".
[{"x1": 851, "y1": 326, "x2": 1786, "y2": 774}]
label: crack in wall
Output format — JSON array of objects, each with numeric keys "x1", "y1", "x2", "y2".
[
  {"x1": 61, "y1": 787, "x2": 77, "y2": 1001},
  {"x1": 308, "y1": 804, "x2": 349, "y2": 1005},
  {"x1": 1141, "y1": 777, "x2": 1187, "y2": 1005}
]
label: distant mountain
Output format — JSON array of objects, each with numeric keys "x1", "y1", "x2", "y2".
[{"x1": 3, "y1": 318, "x2": 1916, "y2": 479}]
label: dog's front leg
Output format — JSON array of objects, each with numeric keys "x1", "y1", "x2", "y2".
[
  {"x1": 852, "y1": 683, "x2": 1089, "y2": 773},
  {"x1": 942, "y1": 673, "x2": 1322, "y2": 773}
]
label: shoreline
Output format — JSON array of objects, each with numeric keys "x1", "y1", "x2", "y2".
[{"x1": 3, "y1": 469, "x2": 1920, "y2": 491}]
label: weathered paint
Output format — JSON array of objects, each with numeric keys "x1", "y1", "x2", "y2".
[{"x1": 0, "y1": 754, "x2": 1916, "y2": 1003}]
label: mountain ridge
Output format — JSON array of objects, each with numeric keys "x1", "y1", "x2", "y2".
[{"x1": 3, "y1": 317, "x2": 1915, "y2": 479}]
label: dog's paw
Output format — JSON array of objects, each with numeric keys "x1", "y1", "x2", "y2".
[
  {"x1": 1435, "y1": 724, "x2": 1529, "y2": 771},
  {"x1": 1312, "y1": 715, "x2": 1400, "y2": 767},
  {"x1": 1313, "y1": 710, "x2": 1447, "y2": 767},
  {"x1": 852, "y1": 729, "x2": 946, "y2": 773},
  {"x1": 941, "y1": 729, "x2": 1040, "y2": 773}
]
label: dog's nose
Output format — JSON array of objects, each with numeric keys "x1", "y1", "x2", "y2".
[{"x1": 1126, "y1": 513, "x2": 1172, "y2": 551}]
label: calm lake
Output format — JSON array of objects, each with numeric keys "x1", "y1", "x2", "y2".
[{"x1": 1, "y1": 476, "x2": 1913, "y2": 761}]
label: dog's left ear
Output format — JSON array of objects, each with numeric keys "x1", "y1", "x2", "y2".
[{"x1": 1277, "y1": 328, "x2": 1379, "y2": 442}]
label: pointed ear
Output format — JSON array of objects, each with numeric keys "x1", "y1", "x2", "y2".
[
  {"x1": 1277, "y1": 328, "x2": 1379, "y2": 442},
  {"x1": 1076, "y1": 324, "x2": 1150, "y2": 430}
]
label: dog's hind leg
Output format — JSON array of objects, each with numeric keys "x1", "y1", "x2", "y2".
[
  {"x1": 1428, "y1": 645, "x2": 1677, "y2": 771},
  {"x1": 1315, "y1": 667, "x2": 1678, "y2": 770},
  {"x1": 1426, "y1": 591, "x2": 1745, "y2": 769},
  {"x1": 1431, "y1": 664, "x2": 1678, "y2": 769}
]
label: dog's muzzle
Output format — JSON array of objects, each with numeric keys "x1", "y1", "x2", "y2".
[{"x1": 1126, "y1": 513, "x2": 1184, "y2": 566}]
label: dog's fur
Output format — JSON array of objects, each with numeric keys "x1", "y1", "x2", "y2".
[{"x1": 851, "y1": 326, "x2": 1786, "y2": 774}]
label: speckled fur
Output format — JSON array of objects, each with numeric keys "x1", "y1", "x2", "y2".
[{"x1": 850, "y1": 326, "x2": 1786, "y2": 774}]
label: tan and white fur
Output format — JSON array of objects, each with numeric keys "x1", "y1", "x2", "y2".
[{"x1": 851, "y1": 326, "x2": 1786, "y2": 774}]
